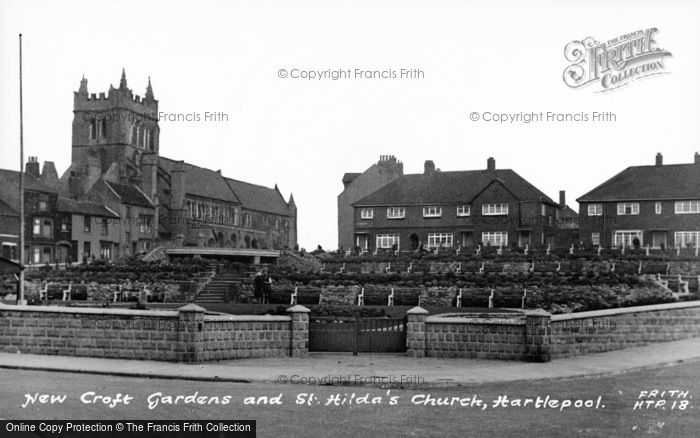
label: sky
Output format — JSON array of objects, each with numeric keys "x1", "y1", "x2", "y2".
[{"x1": 1, "y1": 0, "x2": 699, "y2": 250}]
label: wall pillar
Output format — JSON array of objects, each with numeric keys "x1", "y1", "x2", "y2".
[
  {"x1": 287, "y1": 305, "x2": 310, "y2": 357},
  {"x1": 525, "y1": 309, "x2": 551, "y2": 362},
  {"x1": 178, "y1": 304, "x2": 205, "y2": 363},
  {"x1": 406, "y1": 306, "x2": 428, "y2": 357}
]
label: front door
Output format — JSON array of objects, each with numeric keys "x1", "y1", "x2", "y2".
[
  {"x1": 652, "y1": 231, "x2": 667, "y2": 249},
  {"x1": 354, "y1": 234, "x2": 368, "y2": 250},
  {"x1": 518, "y1": 231, "x2": 531, "y2": 248}
]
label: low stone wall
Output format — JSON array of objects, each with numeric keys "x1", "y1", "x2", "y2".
[
  {"x1": 0, "y1": 303, "x2": 309, "y2": 362},
  {"x1": 407, "y1": 308, "x2": 549, "y2": 361},
  {"x1": 406, "y1": 301, "x2": 700, "y2": 362},
  {"x1": 423, "y1": 315, "x2": 527, "y2": 360},
  {"x1": 549, "y1": 302, "x2": 700, "y2": 359}
]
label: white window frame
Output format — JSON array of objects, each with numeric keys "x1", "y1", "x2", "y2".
[
  {"x1": 427, "y1": 233, "x2": 453, "y2": 248},
  {"x1": 675, "y1": 231, "x2": 700, "y2": 248},
  {"x1": 386, "y1": 207, "x2": 405, "y2": 219},
  {"x1": 482, "y1": 203, "x2": 508, "y2": 216},
  {"x1": 612, "y1": 230, "x2": 643, "y2": 247},
  {"x1": 482, "y1": 231, "x2": 508, "y2": 247},
  {"x1": 587, "y1": 204, "x2": 603, "y2": 216},
  {"x1": 456, "y1": 205, "x2": 471, "y2": 217},
  {"x1": 591, "y1": 232, "x2": 600, "y2": 246},
  {"x1": 376, "y1": 234, "x2": 400, "y2": 249},
  {"x1": 422, "y1": 206, "x2": 442, "y2": 218},
  {"x1": 655, "y1": 202, "x2": 662, "y2": 215},
  {"x1": 360, "y1": 208, "x2": 374, "y2": 220},
  {"x1": 617, "y1": 203, "x2": 639, "y2": 215},
  {"x1": 675, "y1": 200, "x2": 700, "y2": 214}
]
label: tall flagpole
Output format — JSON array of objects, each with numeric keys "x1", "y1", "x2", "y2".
[{"x1": 18, "y1": 33, "x2": 26, "y2": 305}]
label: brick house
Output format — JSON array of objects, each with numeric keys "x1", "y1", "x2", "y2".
[
  {"x1": 0, "y1": 165, "x2": 71, "y2": 265},
  {"x1": 350, "y1": 157, "x2": 572, "y2": 251},
  {"x1": 577, "y1": 152, "x2": 700, "y2": 249},
  {"x1": 338, "y1": 155, "x2": 403, "y2": 250},
  {"x1": 55, "y1": 197, "x2": 120, "y2": 262},
  {"x1": 84, "y1": 179, "x2": 157, "y2": 257}
]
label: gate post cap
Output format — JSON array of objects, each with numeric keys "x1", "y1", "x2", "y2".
[
  {"x1": 407, "y1": 306, "x2": 429, "y2": 315},
  {"x1": 287, "y1": 305, "x2": 311, "y2": 313}
]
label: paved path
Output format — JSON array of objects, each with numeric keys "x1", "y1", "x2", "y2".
[{"x1": 1, "y1": 338, "x2": 699, "y2": 387}]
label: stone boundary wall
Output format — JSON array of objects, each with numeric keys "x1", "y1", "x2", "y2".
[
  {"x1": 0, "y1": 303, "x2": 309, "y2": 363},
  {"x1": 406, "y1": 301, "x2": 700, "y2": 362},
  {"x1": 549, "y1": 301, "x2": 700, "y2": 359}
]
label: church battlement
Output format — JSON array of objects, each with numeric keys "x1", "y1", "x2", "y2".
[{"x1": 75, "y1": 69, "x2": 158, "y2": 116}]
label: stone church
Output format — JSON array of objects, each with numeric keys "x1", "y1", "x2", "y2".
[{"x1": 59, "y1": 70, "x2": 297, "y2": 259}]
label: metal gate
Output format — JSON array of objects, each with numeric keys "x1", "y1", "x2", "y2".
[{"x1": 309, "y1": 317, "x2": 407, "y2": 354}]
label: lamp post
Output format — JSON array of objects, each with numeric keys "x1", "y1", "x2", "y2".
[{"x1": 17, "y1": 33, "x2": 26, "y2": 305}]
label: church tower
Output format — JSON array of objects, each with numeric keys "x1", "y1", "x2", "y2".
[{"x1": 71, "y1": 69, "x2": 160, "y2": 188}]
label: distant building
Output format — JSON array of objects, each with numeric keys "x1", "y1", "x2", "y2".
[
  {"x1": 338, "y1": 155, "x2": 403, "y2": 250},
  {"x1": 0, "y1": 69, "x2": 297, "y2": 264},
  {"x1": 349, "y1": 157, "x2": 571, "y2": 251},
  {"x1": 577, "y1": 152, "x2": 700, "y2": 249}
]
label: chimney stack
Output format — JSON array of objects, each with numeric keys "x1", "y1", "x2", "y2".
[
  {"x1": 655, "y1": 153, "x2": 663, "y2": 166},
  {"x1": 25, "y1": 156, "x2": 40, "y2": 178},
  {"x1": 68, "y1": 171, "x2": 84, "y2": 199},
  {"x1": 487, "y1": 157, "x2": 496, "y2": 171},
  {"x1": 559, "y1": 190, "x2": 566, "y2": 208},
  {"x1": 424, "y1": 160, "x2": 436, "y2": 175},
  {"x1": 695, "y1": 152, "x2": 699, "y2": 164}
]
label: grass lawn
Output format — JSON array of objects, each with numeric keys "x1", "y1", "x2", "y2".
[{"x1": 2, "y1": 361, "x2": 697, "y2": 437}]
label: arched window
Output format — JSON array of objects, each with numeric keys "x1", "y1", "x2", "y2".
[
  {"x1": 139, "y1": 126, "x2": 145, "y2": 147},
  {"x1": 100, "y1": 118, "x2": 107, "y2": 139},
  {"x1": 89, "y1": 120, "x2": 97, "y2": 140},
  {"x1": 148, "y1": 130, "x2": 155, "y2": 152},
  {"x1": 244, "y1": 236, "x2": 251, "y2": 248},
  {"x1": 131, "y1": 123, "x2": 139, "y2": 145}
]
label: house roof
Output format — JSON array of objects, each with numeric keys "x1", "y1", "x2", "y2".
[
  {"x1": 0, "y1": 257, "x2": 22, "y2": 274},
  {"x1": 159, "y1": 157, "x2": 240, "y2": 204},
  {"x1": 353, "y1": 169, "x2": 557, "y2": 206},
  {"x1": 104, "y1": 180, "x2": 155, "y2": 208},
  {"x1": 577, "y1": 163, "x2": 700, "y2": 202},
  {"x1": 0, "y1": 168, "x2": 58, "y2": 194},
  {"x1": 56, "y1": 197, "x2": 119, "y2": 218},
  {"x1": 225, "y1": 178, "x2": 290, "y2": 216},
  {"x1": 0, "y1": 198, "x2": 19, "y2": 216}
]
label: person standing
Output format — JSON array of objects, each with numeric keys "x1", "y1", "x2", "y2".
[{"x1": 253, "y1": 270, "x2": 264, "y2": 303}]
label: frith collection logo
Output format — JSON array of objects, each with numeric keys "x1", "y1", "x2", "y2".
[{"x1": 563, "y1": 28, "x2": 672, "y2": 92}]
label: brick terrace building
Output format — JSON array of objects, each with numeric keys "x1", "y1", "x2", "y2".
[
  {"x1": 350, "y1": 157, "x2": 574, "y2": 251},
  {"x1": 577, "y1": 152, "x2": 700, "y2": 249}
]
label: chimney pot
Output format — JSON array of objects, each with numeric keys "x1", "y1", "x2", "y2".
[
  {"x1": 655, "y1": 153, "x2": 663, "y2": 166},
  {"x1": 559, "y1": 190, "x2": 566, "y2": 208},
  {"x1": 487, "y1": 157, "x2": 496, "y2": 171}
]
